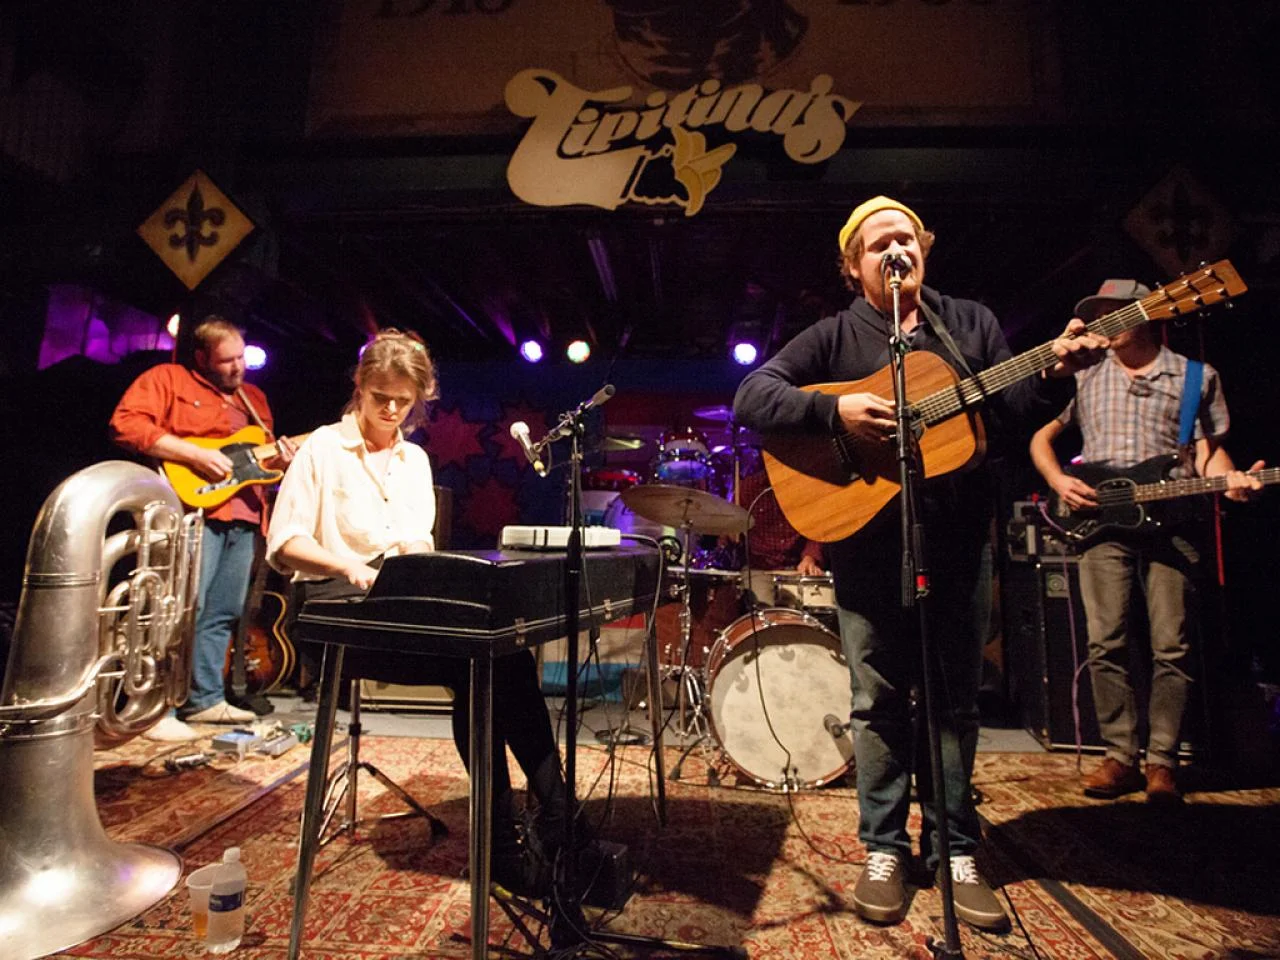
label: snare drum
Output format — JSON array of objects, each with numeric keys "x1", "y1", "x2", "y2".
[
  {"x1": 746, "y1": 570, "x2": 836, "y2": 612},
  {"x1": 653, "y1": 566, "x2": 743, "y2": 669},
  {"x1": 705, "y1": 608, "x2": 854, "y2": 790},
  {"x1": 651, "y1": 427, "x2": 712, "y2": 489}
]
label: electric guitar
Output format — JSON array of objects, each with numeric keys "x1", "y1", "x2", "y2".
[
  {"x1": 1045, "y1": 455, "x2": 1278, "y2": 546},
  {"x1": 163, "y1": 426, "x2": 310, "y2": 509},
  {"x1": 761, "y1": 260, "x2": 1247, "y2": 543}
]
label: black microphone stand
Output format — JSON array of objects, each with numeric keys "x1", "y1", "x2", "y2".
[
  {"x1": 884, "y1": 259, "x2": 964, "y2": 960},
  {"x1": 513, "y1": 387, "x2": 742, "y2": 959}
]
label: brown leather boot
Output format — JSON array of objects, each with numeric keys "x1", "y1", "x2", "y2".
[
  {"x1": 1082, "y1": 758, "x2": 1145, "y2": 799},
  {"x1": 1145, "y1": 764, "x2": 1182, "y2": 804}
]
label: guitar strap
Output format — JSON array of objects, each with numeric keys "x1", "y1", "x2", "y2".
[
  {"x1": 918, "y1": 298, "x2": 977, "y2": 380},
  {"x1": 1178, "y1": 359, "x2": 1204, "y2": 447},
  {"x1": 236, "y1": 387, "x2": 270, "y2": 436}
]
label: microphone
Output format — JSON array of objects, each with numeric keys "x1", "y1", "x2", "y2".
[
  {"x1": 547, "y1": 384, "x2": 619, "y2": 442},
  {"x1": 510, "y1": 421, "x2": 546, "y2": 477},
  {"x1": 881, "y1": 251, "x2": 912, "y2": 276},
  {"x1": 823, "y1": 713, "x2": 848, "y2": 740},
  {"x1": 583, "y1": 383, "x2": 616, "y2": 412}
]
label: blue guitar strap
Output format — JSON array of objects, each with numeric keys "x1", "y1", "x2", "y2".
[{"x1": 1178, "y1": 360, "x2": 1204, "y2": 447}]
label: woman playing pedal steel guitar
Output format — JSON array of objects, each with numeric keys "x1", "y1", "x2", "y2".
[
  {"x1": 266, "y1": 329, "x2": 576, "y2": 896},
  {"x1": 1030, "y1": 281, "x2": 1263, "y2": 805},
  {"x1": 733, "y1": 196, "x2": 1108, "y2": 932}
]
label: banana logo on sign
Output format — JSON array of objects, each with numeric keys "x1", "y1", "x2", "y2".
[{"x1": 505, "y1": 68, "x2": 858, "y2": 217}]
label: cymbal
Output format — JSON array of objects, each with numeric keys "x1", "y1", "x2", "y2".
[
  {"x1": 600, "y1": 435, "x2": 646, "y2": 452},
  {"x1": 620, "y1": 484, "x2": 753, "y2": 536},
  {"x1": 692, "y1": 404, "x2": 735, "y2": 423}
]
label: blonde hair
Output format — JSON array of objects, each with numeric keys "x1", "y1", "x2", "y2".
[
  {"x1": 192, "y1": 315, "x2": 244, "y2": 353},
  {"x1": 346, "y1": 329, "x2": 438, "y2": 430}
]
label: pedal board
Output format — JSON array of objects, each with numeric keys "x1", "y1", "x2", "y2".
[{"x1": 579, "y1": 840, "x2": 631, "y2": 911}]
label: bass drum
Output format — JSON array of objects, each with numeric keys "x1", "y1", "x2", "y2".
[
  {"x1": 581, "y1": 468, "x2": 639, "y2": 526},
  {"x1": 705, "y1": 608, "x2": 854, "y2": 791}
]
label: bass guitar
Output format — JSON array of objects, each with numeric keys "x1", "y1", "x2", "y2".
[
  {"x1": 163, "y1": 426, "x2": 310, "y2": 509},
  {"x1": 762, "y1": 260, "x2": 1247, "y2": 543},
  {"x1": 1045, "y1": 455, "x2": 1278, "y2": 546}
]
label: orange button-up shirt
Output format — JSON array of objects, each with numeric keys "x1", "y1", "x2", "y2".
[{"x1": 109, "y1": 363, "x2": 275, "y2": 525}]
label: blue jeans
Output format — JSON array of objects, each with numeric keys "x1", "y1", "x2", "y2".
[
  {"x1": 186, "y1": 520, "x2": 257, "y2": 713},
  {"x1": 837, "y1": 540, "x2": 989, "y2": 866}
]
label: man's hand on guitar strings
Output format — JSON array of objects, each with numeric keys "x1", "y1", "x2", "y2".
[
  {"x1": 837, "y1": 391, "x2": 897, "y2": 443},
  {"x1": 188, "y1": 444, "x2": 234, "y2": 482},
  {"x1": 1050, "y1": 473, "x2": 1098, "y2": 511},
  {"x1": 1046, "y1": 317, "x2": 1109, "y2": 378}
]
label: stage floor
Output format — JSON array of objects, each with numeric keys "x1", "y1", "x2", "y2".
[{"x1": 62, "y1": 693, "x2": 1280, "y2": 959}]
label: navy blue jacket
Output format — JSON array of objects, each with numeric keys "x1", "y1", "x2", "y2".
[{"x1": 733, "y1": 286, "x2": 1073, "y2": 605}]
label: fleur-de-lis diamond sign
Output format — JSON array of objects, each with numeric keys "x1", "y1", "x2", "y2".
[{"x1": 137, "y1": 169, "x2": 255, "y2": 290}]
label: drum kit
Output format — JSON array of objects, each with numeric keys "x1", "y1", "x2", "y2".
[{"x1": 586, "y1": 405, "x2": 855, "y2": 792}]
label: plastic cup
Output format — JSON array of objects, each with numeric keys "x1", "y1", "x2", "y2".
[{"x1": 185, "y1": 864, "x2": 221, "y2": 941}]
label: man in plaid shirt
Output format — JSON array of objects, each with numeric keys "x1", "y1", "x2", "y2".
[{"x1": 1030, "y1": 279, "x2": 1264, "y2": 803}]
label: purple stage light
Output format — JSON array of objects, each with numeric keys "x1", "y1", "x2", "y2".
[{"x1": 731, "y1": 341, "x2": 759, "y2": 365}]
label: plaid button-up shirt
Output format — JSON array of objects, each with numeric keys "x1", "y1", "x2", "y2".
[{"x1": 1057, "y1": 346, "x2": 1229, "y2": 476}]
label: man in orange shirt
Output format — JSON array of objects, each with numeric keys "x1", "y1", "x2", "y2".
[{"x1": 110, "y1": 316, "x2": 294, "y2": 740}]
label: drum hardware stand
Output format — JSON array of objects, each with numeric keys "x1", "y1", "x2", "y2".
[
  {"x1": 884, "y1": 255, "x2": 963, "y2": 960},
  {"x1": 667, "y1": 519, "x2": 711, "y2": 741},
  {"x1": 317, "y1": 689, "x2": 449, "y2": 847}
]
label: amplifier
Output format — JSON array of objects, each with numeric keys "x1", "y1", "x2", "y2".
[{"x1": 357, "y1": 680, "x2": 453, "y2": 713}]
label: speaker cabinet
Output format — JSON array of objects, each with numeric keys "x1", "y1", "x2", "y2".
[{"x1": 1002, "y1": 557, "x2": 1102, "y2": 751}]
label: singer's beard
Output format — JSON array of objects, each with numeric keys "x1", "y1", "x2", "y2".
[{"x1": 867, "y1": 274, "x2": 920, "y2": 312}]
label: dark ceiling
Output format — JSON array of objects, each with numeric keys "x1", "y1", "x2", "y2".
[{"x1": 2, "y1": 1, "x2": 1280, "y2": 375}]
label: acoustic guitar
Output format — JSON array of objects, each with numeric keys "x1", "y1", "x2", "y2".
[
  {"x1": 163, "y1": 426, "x2": 310, "y2": 510},
  {"x1": 762, "y1": 261, "x2": 1247, "y2": 543},
  {"x1": 1045, "y1": 455, "x2": 1278, "y2": 546}
]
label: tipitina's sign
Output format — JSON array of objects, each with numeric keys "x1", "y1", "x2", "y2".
[{"x1": 505, "y1": 69, "x2": 858, "y2": 217}]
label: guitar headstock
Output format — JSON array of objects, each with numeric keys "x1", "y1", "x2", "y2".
[{"x1": 1141, "y1": 260, "x2": 1247, "y2": 322}]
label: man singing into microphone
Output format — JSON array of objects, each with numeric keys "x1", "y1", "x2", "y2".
[{"x1": 733, "y1": 196, "x2": 1108, "y2": 931}]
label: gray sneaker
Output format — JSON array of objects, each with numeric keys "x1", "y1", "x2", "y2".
[
  {"x1": 942, "y1": 855, "x2": 1008, "y2": 931},
  {"x1": 853, "y1": 851, "x2": 906, "y2": 924}
]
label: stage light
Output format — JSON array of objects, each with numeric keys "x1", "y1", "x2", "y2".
[
  {"x1": 244, "y1": 344, "x2": 267, "y2": 370},
  {"x1": 731, "y1": 341, "x2": 759, "y2": 365},
  {"x1": 519, "y1": 339, "x2": 545, "y2": 363},
  {"x1": 566, "y1": 339, "x2": 591, "y2": 364},
  {"x1": 167, "y1": 313, "x2": 180, "y2": 337}
]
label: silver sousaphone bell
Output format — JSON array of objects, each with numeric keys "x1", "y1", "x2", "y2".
[{"x1": 0, "y1": 461, "x2": 203, "y2": 960}]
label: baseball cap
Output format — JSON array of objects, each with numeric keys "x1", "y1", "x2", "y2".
[
  {"x1": 837, "y1": 196, "x2": 924, "y2": 256},
  {"x1": 1073, "y1": 279, "x2": 1152, "y2": 323}
]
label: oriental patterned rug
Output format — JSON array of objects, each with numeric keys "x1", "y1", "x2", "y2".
[{"x1": 65, "y1": 732, "x2": 1280, "y2": 959}]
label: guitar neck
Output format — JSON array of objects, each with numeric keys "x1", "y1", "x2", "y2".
[
  {"x1": 249, "y1": 432, "x2": 309, "y2": 463},
  {"x1": 912, "y1": 260, "x2": 1244, "y2": 427},
  {"x1": 914, "y1": 303, "x2": 1152, "y2": 426},
  {"x1": 1131, "y1": 467, "x2": 1280, "y2": 504}
]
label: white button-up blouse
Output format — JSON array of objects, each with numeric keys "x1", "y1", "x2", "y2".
[{"x1": 266, "y1": 413, "x2": 436, "y2": 580}]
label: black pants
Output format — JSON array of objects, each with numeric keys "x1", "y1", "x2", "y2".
[{"x1": 291, "y1": 577, "x2": 564, "y2": 804}]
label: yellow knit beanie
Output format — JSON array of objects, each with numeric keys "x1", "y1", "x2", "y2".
[{"x1": 837, "y1": 196, "x2": 924, "y2": 256}]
